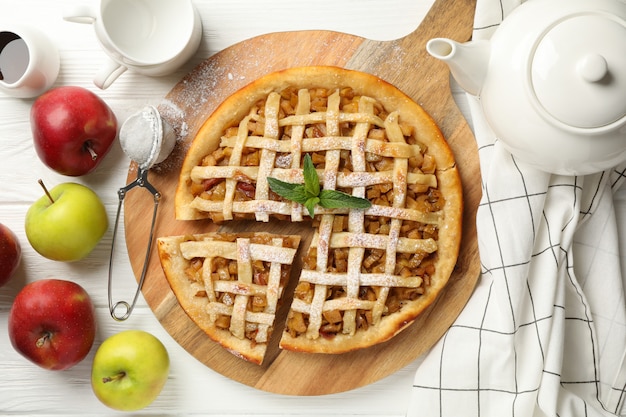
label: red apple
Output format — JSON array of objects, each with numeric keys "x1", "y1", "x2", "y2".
[
  {"x1": 8, "y1": 278, "x2": 96, "y2": 370},
  {"x1": 0, "y1": 223, "x2": 21, "y2": 287},
  {"x1": 31, "y1": 86, "x2": 118, "y2": 176}
]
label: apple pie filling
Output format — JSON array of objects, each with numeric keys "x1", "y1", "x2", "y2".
[
  {"x1": 185, "y1": 86, "x2": 445, "y2": 341},
  {"x1": 176, "y1": 233, "x2": 299, "y2": 344},
  {"x1": 173, "y1": 66, "x2": 463, "y2": 356},
  {"x1": 188, "y1": 86, "x2": 440, "y2": 219}
]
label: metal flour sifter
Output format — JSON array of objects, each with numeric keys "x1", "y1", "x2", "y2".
[{"x1": 108, "y1": 105, "x2": 176, "y2": 321}]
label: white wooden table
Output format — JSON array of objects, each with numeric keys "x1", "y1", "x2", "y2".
[{"x1": 0, "y1": 1, "x2": 476, "y2": 415}]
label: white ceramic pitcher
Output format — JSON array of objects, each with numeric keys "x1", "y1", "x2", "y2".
[{"x1": 0, "y1": 24, "x2": 59, "y2": 98}]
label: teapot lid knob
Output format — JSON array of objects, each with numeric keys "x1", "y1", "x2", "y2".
[
  {"x1": 530, "y1": 13, "x2": 626, "y2": 129},
  {"x1": 577, "y1": 54, "x2": 608, "y2": 83}
]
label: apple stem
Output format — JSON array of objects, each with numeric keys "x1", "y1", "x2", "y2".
[
  {"x1": 85, "y1": 142, "x2": 98, "y2": 161},
  {"x1": 37, "y1": 179, "x2": 55, "y2": 204},
  {"x1": 36, "y1": 332, "x2": 51, "y2": 348},
  {"x1": 102, "y1": 372, "x2": 126, "y2": 383}
]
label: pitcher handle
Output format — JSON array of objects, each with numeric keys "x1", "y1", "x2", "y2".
[
  {"x1": 94, "y1": 57, "x2": 127, "y2": 89},
  {"x1": 62, "y1": 5, "x2": 98, "y2": 24}
]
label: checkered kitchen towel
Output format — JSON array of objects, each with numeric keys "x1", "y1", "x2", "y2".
[{"x1": 408, "y1": 0, "x2": 626, "y2": 416}]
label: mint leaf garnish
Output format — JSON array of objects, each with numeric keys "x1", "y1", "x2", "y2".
[
  {"x1": 268, "y1": 154, "x2": 371, "y2": 218},
  {"x1": 319, "y1": 189, "x2": 372, "y2": 209},
  {"x1": 303, "y1": 153, "x2": 320, "y2": 198},
  {"x1": 304, "y1": 197, "x2": 320, "y2": 218},
  {"x1": 266, "y1": 177, "x2": 308, "y2": 205}
]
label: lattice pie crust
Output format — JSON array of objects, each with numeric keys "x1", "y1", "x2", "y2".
[
  {"x1": 157, "y1": 233, "x2": 300, "y2": 364},
  {"x1": 164, "y1": 66, "x2": 463, "y2": 362}
]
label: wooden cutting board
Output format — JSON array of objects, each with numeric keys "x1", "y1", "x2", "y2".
[{"x1": 124, "y1": 0, "x2": 481, "y2": 396}]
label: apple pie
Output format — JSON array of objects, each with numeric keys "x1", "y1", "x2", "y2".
[
  {"x1": 157, "y1": 232, "x2": 300, "y2": 364},
  {"x1": 173, "y1": 66, "x2": 463, "y2": 356}
]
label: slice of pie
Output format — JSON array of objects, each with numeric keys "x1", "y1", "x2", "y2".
[
  {"x1": 157, "y1": 232, "x2": 301, "y2": 364},
  {"x1": 173, "y1": 66, "x2": 463, "y2": 355}
]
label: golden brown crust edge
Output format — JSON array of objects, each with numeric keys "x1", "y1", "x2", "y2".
[{"x1": 174, "y1": 65, "x2": 464, "y2": 354}]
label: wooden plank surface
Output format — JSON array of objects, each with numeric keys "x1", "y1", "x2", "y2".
[{"x1": 123, "y1": 0, "x2": 480, "y2": 396}]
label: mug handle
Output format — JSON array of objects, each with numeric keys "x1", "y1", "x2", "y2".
[
  {"x1": 94, "y1": 57, "x2": 127, "y2": 90},
  {"x1": 62, "y1": 5, "x2": 98, "y2": 24}
]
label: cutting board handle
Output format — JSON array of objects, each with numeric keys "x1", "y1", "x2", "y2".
[{"x1": 410, "y1": 0, "x2": 476, "y2": 41}]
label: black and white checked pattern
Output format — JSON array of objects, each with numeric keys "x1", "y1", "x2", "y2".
[{"x1": 409, "y1": 0, "x2": 626, "y2": 415}]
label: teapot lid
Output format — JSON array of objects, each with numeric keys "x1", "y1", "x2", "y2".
[{"x1": 531, "y1": 13, "x2": 626, "y2": 129}]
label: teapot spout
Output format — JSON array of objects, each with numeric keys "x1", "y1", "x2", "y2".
[{"x1": 426, "y1": 38, "x2": 490, "y2": 96}]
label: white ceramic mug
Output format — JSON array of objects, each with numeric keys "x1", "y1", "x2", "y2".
[
  {"x1": 0, "y1": 24, "x2": 60, "y2": 98},
  {"x1": 63, "y1": 0, "x2": 202, "y2": 89}
]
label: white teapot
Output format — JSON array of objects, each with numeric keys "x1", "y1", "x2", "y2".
[{"x1": 427, "y1": 0, "x2": 626, "y2": 175}]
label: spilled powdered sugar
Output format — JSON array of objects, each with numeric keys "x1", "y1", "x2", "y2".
[
  {"x1": 150, "y1": 98, "x2": 195, "y2": 174},
  {"x1": 149, "y1": 55, "x2": 260, "y2": 174}
]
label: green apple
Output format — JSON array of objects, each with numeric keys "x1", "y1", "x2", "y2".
[
  {"x1": 91, "y1": 330, "x2": 170, "y2": 411},
  {"x1": 25, "y1": 180, "x2": 108, "y2": 262}
]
